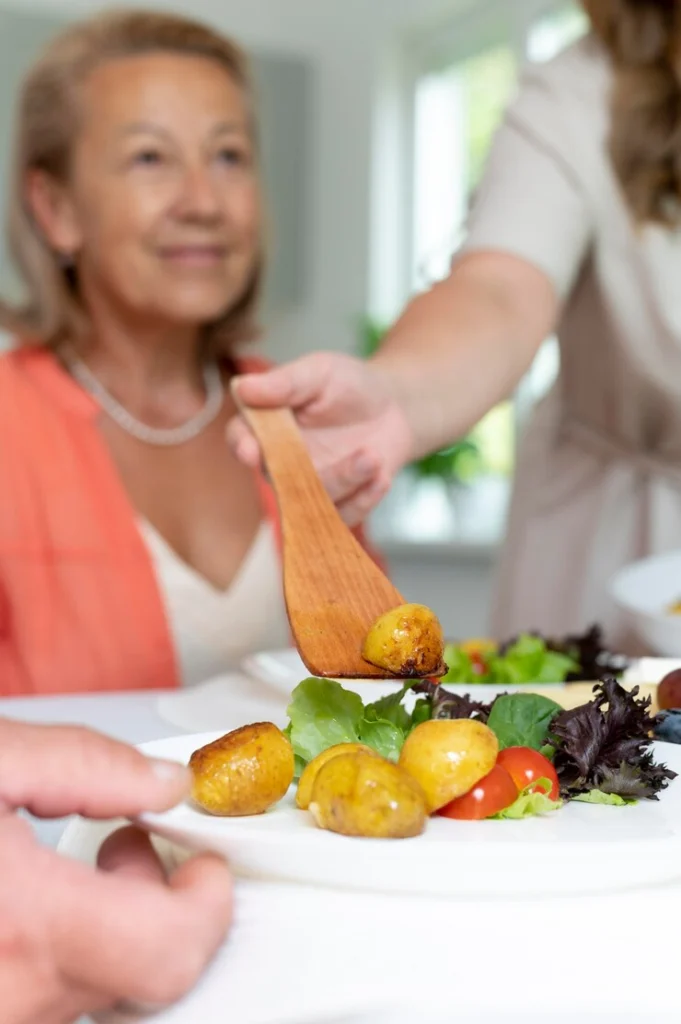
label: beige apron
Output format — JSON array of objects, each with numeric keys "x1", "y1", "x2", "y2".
[{"x1": 461, "y1": 35, "x2": 681, "y2": 651}]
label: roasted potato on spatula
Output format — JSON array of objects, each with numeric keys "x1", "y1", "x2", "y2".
[{"x1": 362, "y1": 603, "x2": 446, "y2": 677}]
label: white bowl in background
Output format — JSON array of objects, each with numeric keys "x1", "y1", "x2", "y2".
[{"x1": 610, "y1": 550, "x2": 681, "y2": 656}]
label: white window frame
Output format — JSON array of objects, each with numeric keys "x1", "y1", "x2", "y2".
[{"x1": 370, "y1": 0, "x2": 583, "y2": 432}]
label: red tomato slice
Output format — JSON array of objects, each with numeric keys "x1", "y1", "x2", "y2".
[
  {"x1": 496, "y1": 747, "x2": 560, "y2": 801},
  {"x1": 438, "y1": 764, "x2": 518, "y2": 820}
]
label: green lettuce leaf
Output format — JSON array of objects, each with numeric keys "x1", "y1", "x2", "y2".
[
  {"x1": 488, "y1": 634, "x2": 578, "y2": 685},
  {"x1": 571, "y1": 789, "x2": 636, "y2": 806},
  {"x1": 286, "y1": 677, "x2": 416, "y2": 768},
  {"x1": 532, "y1": 649, "x2": 581, "y2": 683},
  {"x1": 357, "y1": 718, "x2": 404, "y2": 761},
  {"x1": 486, "y1": 693, "x2": 563, "y2": 751},
  {"x1": 441, "y1": 644, "x2": 476, "y2": 683},
  {"x1": 363, "y1": 684, "x2": 413, "y2": 732},
  {"x1": 360, "y1": 683, "x2": 414, "y2": 759},
  {"x1": 411, "y1": 697, "x2": 433, "y2": 727},
  {"x1": 441, "y1": 633, "x2": 579, "y2": 686},
  {"x1": 491, "y1": 778, "x2": 562, "y2": 819},
  {"x1": 286, "y1": 678, "x2": 363, "y2": 764}
]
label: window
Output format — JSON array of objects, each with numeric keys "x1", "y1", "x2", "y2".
[
  {"x1": 412, "y1": 41, "x2": 519, "y2": 485},
  {"x1": 527, "y1": 5, "x2": 588, "y2": 62},
  {"x1": 370, "y1": 1, "x2": 586, "y2": 545},
  {"x1": 412, "y1": 44, "x2": 517, "y2": 289}
]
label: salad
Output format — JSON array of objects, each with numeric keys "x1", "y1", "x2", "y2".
[
  {"x1": 186, "y1": 674, "x2": 676, "y2": 840},
  {"x1": 442, "y1": 624, "x2": 629, "y2": 685}
]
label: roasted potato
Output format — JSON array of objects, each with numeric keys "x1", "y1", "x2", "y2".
[
  {"x1": 398, "y1": 719, "x2": 498, "y2": 812},
  {"x1": 362, "y1": 602, "x2": 446, "y2": 677},
  {"x1": 189, "y1": 722, "x2": 294, "y2": 816},
  {"x1": 309, "y1": 751, "x2": 427, "y2": 838},
  {"x1": 296, "y1": 742, "x2": 377, "y2": 810}
]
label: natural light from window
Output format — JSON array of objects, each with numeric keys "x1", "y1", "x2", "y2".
[{"x1": 371, "y1": 1, "x2": 587, "y2": 547}]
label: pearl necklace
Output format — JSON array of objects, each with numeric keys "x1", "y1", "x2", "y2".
[{"x1": 65, "y1": 353, "x2": 224, "y2": 446}]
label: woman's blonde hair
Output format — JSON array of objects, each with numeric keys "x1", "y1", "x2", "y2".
[
  {"x1": 1, "y1": 8, "x2": 263, "y2": 350},
  {"x1": 582, "y1": 0, "x2": 681, "y2": 226}
]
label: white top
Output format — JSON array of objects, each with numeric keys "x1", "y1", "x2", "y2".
[{"x1": 138, "y1": 519, "x2": 290, "y2": 686}]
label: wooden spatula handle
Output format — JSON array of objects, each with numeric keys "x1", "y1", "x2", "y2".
[
  {"x1": 231, "y1": 386, "x2": 406, "y2": 678},
  {"x1": 234, "y1": 404, "x2": 339, "y2": 529}
]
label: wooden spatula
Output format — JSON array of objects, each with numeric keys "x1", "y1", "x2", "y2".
[{"x1": 234, "y1": 397, "x2": 405, "y2": 678}]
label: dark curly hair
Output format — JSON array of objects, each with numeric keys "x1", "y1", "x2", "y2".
[{"x1": 582, "y1": 0, "x2": 681, "y2": 225}]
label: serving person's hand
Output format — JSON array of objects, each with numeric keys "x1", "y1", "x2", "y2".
[
  {"x1": 0, "y1": 719, "x2": 232, "y2": 1024},
  {"x1": 229, "y1": 353, "x2": 414, "y2": 526}
]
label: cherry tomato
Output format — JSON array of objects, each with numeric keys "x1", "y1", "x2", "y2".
[
  {"x1": 497, "y1": 747, "x2": 560, "y2": 801},
  {"x1": 437, "y1": 763, "x2": 518, "y2": 820},
  {"x1": 469, "y1": 651, "x2": 487, "y2": 675},
  {"x1": 460, "y1": 638, "x2": 496, "y2": 676}
]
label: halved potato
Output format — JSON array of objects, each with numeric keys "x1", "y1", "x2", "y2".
[
  {"x1": 398, "y1": 718, "x2": 498, "y2": 812},
  {"x1": 296, "y1": 742, "x2": 377, "y2": 810},
  {"x1": 309, "y1": 751, "x2": 427, "y2": 838}
]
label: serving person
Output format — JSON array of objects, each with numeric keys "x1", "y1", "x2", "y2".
[
  {"x1": 231, "y1": 0, "x2": 681, "y2": 653},
  {"x1": 0, "y1": 8, "x2": 378, "y2": 696}
]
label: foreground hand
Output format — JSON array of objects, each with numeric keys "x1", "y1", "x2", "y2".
[
  {"x1": 228, "y1": 352, "x2": 414, "y2": 526},
  {"x1": 0, "y1": 719, "x2": 232, "y2": 1024}
]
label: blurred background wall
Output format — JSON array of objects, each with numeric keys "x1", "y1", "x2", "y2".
[{"x1": 0, "y1": 0, "x2": 587, "y2": 639}]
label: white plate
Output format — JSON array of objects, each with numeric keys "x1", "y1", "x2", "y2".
[
  {"x1": 622, "y1": 657, "x2": 681, "y2": 685},
  {"x1": 153, "y1": 661, "x2": 668, "y2": 739},
  {"x1": 610, "y1": 549, "x2": 681, "y2": 655},
  {"x1": 156, "y1": 673, "x2": 289, "y2": 734},
  {"x1": 133, "y1": 732, "x2": 681, "y2": 899},
  {"x1": 241, "y1": 648, "x2": 557, "y2": 702}
]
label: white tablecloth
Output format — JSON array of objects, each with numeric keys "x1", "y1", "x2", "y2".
[{"x1": 1, "y1": 682, "x2": 678, "y2": 1024}]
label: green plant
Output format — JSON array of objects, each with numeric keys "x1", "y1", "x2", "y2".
[
  {"x1": 357, "y1": 315, "x2": 387, "y2": 359},
  {"x1": 356, "y1": 315, "x2": 482, "y2": 485},
  {"x1": 414, "y1": 443, "x2": 482, "y2": 484}
]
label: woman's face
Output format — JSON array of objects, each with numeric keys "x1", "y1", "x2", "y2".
[{"x1": 31, "y1": 52, "x2": 260, "y2": 329}]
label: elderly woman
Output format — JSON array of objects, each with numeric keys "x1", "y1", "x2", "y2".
[{"x1": 0, "y1": 9, "x2": 378, "y2": 695}]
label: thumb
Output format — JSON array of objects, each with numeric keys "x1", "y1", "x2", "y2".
[
  {"x1": 233, "y1": 353, "x2": 331, "y2": 410},
  {"x1": 0, "y1": 719, "x2": 190, "y2": 819}
]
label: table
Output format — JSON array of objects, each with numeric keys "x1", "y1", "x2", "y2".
[{"x1": 1, "y1": 687, "x2": 677, "y2": 1024}]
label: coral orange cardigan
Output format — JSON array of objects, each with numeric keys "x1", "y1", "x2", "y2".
[{"x1": 0, "y1": 346, "x2": 380, "y2": 696}]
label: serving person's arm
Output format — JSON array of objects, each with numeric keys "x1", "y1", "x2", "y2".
[
  {"x1": 0, "y1": 720, "x2": 232, "y2": 1024},
  {"x1": 370, "y1": 251, "x2": 556, "y2": 462},
  {"x1": 230, "y1": 62, "x2": 591, "y2": 524}
]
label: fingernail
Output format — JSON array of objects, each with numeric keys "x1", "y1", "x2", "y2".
[{"x1": 148, "y1": 757, "x2": 190, "y2": 784}]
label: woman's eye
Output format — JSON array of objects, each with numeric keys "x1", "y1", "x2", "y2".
[
  {"x1": 217, "y1": 147, "x2": 247, "y2": 166},
  {"x1": 133, "y1": 149, "x2": 164, "y2": 166}
]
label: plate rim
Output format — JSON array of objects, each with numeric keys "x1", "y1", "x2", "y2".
[{"x1": 135, "y1": 732, "x2": 681, "y2": 855}]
